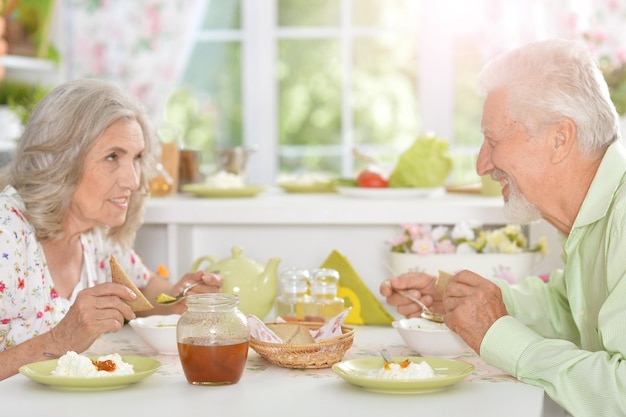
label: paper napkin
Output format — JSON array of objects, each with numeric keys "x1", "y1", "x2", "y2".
[
  {"x1": 248, "y1": 309, "x2": 350, "y2": 343},
  {"x1": 320, "y1": 250, "x2": 394, "y2": 325}
]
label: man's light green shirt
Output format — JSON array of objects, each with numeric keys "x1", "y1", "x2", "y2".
[{"x1": 481, "y1": 142, "x2": 626, "y2": 417}]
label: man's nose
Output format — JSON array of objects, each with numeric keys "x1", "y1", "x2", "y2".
[{"x1": 476, "y1": 142, "x2": 494, "y2": 177}]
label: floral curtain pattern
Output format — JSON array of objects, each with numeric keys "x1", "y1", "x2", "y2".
[{"x1": 65, "y1": 0, "x2": 198, "y2": 120}]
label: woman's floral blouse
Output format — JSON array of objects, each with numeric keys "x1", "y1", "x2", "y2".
[{"x1": 0, "y1": 186, "x2": 150, "y2": 350}]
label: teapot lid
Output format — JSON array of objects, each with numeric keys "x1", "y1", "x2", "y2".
[{"x1": 221, "y1": 246, "x2": 263, "y2": 269}]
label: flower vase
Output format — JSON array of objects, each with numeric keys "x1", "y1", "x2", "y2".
[{"x1": 388, "y1": 252, "x2": 542, "y2": 284}]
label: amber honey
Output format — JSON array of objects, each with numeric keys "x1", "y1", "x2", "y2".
[{"x1": 178, "y1": 338, "x2": 249, "y2": 385}]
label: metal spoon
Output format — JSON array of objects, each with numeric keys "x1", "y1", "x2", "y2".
[
  {"x1": 381, "y1": 348, "x2": 393, "y2": 364},
  {"x1": 155, "y1": 271, "x2": 220, "y2": 305},
  {"x1": 383, "y1": 279, "x2": 445, "y2": 323}
]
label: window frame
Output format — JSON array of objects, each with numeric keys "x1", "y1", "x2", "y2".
[{"x1": 192, "y1": 0, "x2": 460, "y2": 184}]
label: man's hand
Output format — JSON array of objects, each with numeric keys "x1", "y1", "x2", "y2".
[
  {"x1": 442, "y1": 270, "x2": 508, "y2": 353},
  {"x1": 379, "y1": 272, "x2": 443, "y2": 318}
]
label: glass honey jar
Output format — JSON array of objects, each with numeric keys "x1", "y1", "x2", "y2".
[{"x1": 177, "y1": 293, "x2": 249, "y2": 385}]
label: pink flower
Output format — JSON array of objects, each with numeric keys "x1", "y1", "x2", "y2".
[
  {"x1": 387, "y1": 234, "x2": 409, "y2": 246},
  {"x1": 411, "y1": 238, "x2": 435, "y2": 255},
  {"x1": 495, "y1": 266, "x2": 515, "y2": 284},
  {"x1": 402, "y1": 223, "x2": 426, "y2": 239},
  {"x1": 435, "y1": 239, "x2": 456, "y2": 254}
]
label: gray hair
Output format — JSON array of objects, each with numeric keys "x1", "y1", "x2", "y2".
[
  {"x1": 477, "y1": 39, "x2": 619, "y2": 156},
  {"x1": 0, "y1": 78, "x2": 157, "y2": 248}
]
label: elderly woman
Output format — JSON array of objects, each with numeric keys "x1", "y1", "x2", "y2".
[
  {"x1": 381, "y1": 39, "x2": 626, "y2": 417},
  {"x1": 0, "y1": 79, "x2": 222, "y2": 380}
]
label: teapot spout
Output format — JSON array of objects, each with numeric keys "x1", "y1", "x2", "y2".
[{"x1": 260, "y1": 257, "x2": 281, "y2": 296}]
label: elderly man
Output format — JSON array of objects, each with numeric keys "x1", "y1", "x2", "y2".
[{"x1": 381, "y1": 39, "x2": 626, "y2": 417}]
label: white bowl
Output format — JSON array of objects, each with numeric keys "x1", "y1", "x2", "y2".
[
  {"x1": 392, "y1": 317, "x2": 471, "y2": 358},
  {"x1": 128, "y1": 314, "x2": 181, "y2": 355}
]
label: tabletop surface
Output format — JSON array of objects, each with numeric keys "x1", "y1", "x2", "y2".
[{"x1": 2, "y1": 324, "x2": 546, "y2": 417}]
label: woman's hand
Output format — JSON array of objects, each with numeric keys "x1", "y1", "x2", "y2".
[
  {"x1": 48, "y1": 283, "x2": 137, "y2": 354},
  {"x1": 143, "y1": 270, "x2": 224, "y2": 315},
  {"x1": 171, "y1": 270, "x2": 223, "y2": 297},
  {"x1": 379, "y1": 272, "x2": 443, "y2": 318}
]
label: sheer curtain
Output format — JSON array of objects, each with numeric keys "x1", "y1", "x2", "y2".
[{"x1": 64, "y1": 0, "x2": 199, "y2": 120}]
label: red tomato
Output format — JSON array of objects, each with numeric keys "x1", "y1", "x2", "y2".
[{"x1": 357, "y1": 170, "x2": 389, "y2": 188}]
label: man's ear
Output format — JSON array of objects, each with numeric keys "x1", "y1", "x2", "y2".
[{"x1": 550, "y1": 118, "x2": 576, "y2": 164}]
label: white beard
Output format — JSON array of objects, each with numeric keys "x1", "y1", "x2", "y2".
[{"x1": 503, "y1": 178, "x2": 542, "y2": 224}]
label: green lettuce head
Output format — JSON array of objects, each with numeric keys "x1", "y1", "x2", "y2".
[{"x1": 388, "y1": 133, "x2": 453, "y2": 188}]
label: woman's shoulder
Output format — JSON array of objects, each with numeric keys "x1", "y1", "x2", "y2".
[{"x1": 0, "y1": 186, "x2": 30, "y2": 227}]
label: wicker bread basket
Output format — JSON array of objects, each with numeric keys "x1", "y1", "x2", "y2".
[{"x1": 249, "y1": 322, "x2": 355, "y2": 369}]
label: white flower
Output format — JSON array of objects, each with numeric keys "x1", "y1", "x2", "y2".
[
  {"x1": 496, "y1": 240, "x2": 523, "y2": 254},
  {"x1": 456, "y1": 242, "x2": 478, "y2": 254},
  {"x1": 486, "y1": 229, "x2": 507, "y2": 251},
  {"x1": 451, "y1": 222, "x2": 476, "y2": 242},
  {"x1": 431, "y1": 225, "x2": 450, "y2": 241}
]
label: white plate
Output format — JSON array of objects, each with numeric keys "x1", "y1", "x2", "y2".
[{"x1": 335, "y1": 186, "x2": 444, "y2": 199}]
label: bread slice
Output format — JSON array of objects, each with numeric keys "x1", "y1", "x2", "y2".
[
  {"x1": 266, "y1": 323, "x2": 315, "y2": 345},
  {"x1": 435, "y1": 270, "x2": 455, "y2": 295},
  {"x1": 110, "y1": 255, "x2": 154, "y2": 312}
]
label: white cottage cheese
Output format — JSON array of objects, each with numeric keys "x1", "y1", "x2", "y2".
[
  {"x1": 376, "y1": 360, "x2": 436, "y2": 380},
  {"x1": 51, "y1": 351, "x2": 134, "y2": 377}
]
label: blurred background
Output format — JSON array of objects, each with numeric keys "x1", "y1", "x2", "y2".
[{"x1": 2, "y1": 0, "x2": 625, "y2": 186}]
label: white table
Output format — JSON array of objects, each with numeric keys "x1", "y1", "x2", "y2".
[{"x1": 1, "y1": 324, "x2": 549, "y2": 417}]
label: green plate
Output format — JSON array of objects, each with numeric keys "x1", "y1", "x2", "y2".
[
  {"x1": 332, "y1": 356, "x2": 474, "y2": 394},
  {"x1": 278, "y1": 182, "x2": 336, "y2": 193},
  {"x1": 181, "y1": 184, "x2": 266, "y2": 198},
  {"x1": 19, "y1": 356, "x2": 162, "y2": 391}
]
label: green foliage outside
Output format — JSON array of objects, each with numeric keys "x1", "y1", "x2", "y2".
[
  {"x1": 179, "y1": 0, "x2": 484, "y2": 183},
  {"x1": 0, "y1": 81, "x2": 50, "y2": 125}
]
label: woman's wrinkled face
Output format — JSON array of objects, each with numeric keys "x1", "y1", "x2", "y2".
[
  {"x1": 68, "y1": 119, "x2": 145, "y2": 232},
  {"x1": 477, "y1": 90, "x2": 543, "y2": 223}
]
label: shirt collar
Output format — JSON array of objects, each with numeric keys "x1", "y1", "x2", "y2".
[{"x1": 573, "y1": 141, "x2": 626, "y2": 228}]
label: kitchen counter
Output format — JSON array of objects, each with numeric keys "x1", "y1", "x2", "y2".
[{"x1": 142, "y1": 187, "x2": 508, "y2": 225}]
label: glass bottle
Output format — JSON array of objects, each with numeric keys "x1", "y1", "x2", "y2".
[
  {"x1": 177, "y1": 293, "x2": 249, "y2": 385},
  {"x1": 149, "y1": 162, "x2": 175, "y2": 196},
  {"x1": 275, "y1": 268, "x2": 313, "y2": 321},
  {"x1": 307, "y1": 268, "x2": 344, "y2": 322}
]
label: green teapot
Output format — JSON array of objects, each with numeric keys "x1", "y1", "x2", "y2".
[{"x1": 191, "y1": 246, "x2": 281, "y2": 319}]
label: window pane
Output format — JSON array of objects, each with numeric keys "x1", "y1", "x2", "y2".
[
  {"x1": 452, "y1": 36, "x2": 484, "y2": 184},
  {"x1": 173, "y1": 42, "x2": 242, "y2": 167},
  {"x1": 278, "y1": 0, "x2": 340, "y2": 26},
  {"x1": 278, "y1": 39, "x2": 342, "y2": 174},
  {"x1": 352, "y1": 0, "x2": 419, "y2": 29},
  {"x1": 201, "y1": 0, "x2": 241, "y2": 30},
  {"x1": 352, "y1": 35, "x2": 420, "y2": 165}
]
